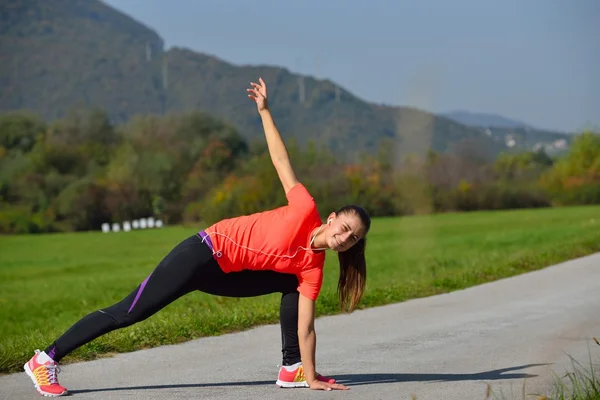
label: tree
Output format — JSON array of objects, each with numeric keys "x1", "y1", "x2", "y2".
[
  {"x1": 540, "y1": 131, "x2": 600, "y2": 205},
  {"x1": 494, "y1": 149, "x2": 554, "y2": 182},
  {"x1": 0, "y1": 112, "x2": 46, "y2": 153}
]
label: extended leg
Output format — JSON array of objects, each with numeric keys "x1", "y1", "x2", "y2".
[{"x1": 44, "y1": 235, "x2": 214, "y2": 362}]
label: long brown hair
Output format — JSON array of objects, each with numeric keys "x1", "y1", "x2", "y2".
[{"x1": 336, "y1": 205, "x2": 371, "y2": 312}]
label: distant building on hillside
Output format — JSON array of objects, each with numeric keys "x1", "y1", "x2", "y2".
[
  {"x1": 505, "y1": 134, "x2": 516, "y2": 148},
  {"x1": 553, "y1": 139, "x2": 568, "y2": 149}
]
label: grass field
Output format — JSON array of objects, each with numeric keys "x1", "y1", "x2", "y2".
[{"x1": 1, "y1": 205, "x2": 600, "y2": 375}]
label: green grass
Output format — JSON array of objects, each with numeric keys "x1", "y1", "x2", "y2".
[
  {"x1": 1, "y1": 205, "x2": 600, "y2": 374},
  {"x1": 546, "y1": 349, "x2": 600, "y2": 400},
  {"x1": 486, "y1": 341, "x2": 600, "y2": 400}
]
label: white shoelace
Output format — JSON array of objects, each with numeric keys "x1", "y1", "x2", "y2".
[{"x1": 46, "y1": 363, "x2": 61, "y2": 384}]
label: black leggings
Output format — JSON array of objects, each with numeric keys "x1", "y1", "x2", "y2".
[{"x1": 45, "y1": 234, "x2": 301, "y2": 365}]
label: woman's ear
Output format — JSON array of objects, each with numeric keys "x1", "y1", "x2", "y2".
[{"x1": 327, "y1": 212, "x2": 336, "y2": 225}]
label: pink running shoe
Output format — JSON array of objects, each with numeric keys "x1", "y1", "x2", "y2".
[
  {"x1": 24, "y1": 350, "x2": 68, "y2": 397},
  {"x1": 276, "y1": 362, "x2": 336, "y2": 388}
]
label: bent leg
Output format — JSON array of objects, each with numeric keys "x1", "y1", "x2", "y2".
[
  {"x1": 279, "y1": 291, "x2": 300, "y2": 365},
  {"x1": 192, "y1": 266, "x2": 301, "y2": 365},
  {"x1": 44, "y1": 235, "x2": 214, "y2": 362}
]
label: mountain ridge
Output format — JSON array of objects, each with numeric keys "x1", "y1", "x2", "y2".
[
  {"x1": 442, "y1": 110, "x2": 533, "y2": 130},
  {"x1": 0, "y1": 0, "x2": 571, "y2": 159}
]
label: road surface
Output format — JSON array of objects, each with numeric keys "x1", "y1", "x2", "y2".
[{"x1": 2, "y1": 253, "x2": 599, "y2": 399}]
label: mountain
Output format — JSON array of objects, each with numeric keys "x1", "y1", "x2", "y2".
[
  {"x1": 1, "y1": 0, "x2": 166, "y2": 120},
  {"x1": 159, "y1": 48, "x2": 506, "y2": 159},
  {"x1": 0, "y1": 0, "x2": 545, "y2": 160},
  {"x1": 442, "y1": 111, "x2": 574, "y2": 154},
  {"x1": 442, "y1": 111, "x2": 532, "y2": 129}
]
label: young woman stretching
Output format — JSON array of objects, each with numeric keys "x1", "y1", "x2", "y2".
[{"x1": 24, "y1": 78, "x2": 371, "y2": 396}]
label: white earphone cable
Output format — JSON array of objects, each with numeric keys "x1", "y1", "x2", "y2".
[{"x1": 201, "y1": 225, "x2": 328, "y2": 259}]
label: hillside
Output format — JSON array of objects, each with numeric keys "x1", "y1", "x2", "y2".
[
  {"x1": 0, "y1": 0, "x2": 546, "y2": 160},
  {"x1": 0, "y1": 0, "x2": 166, "y2": 121},
  {"x1": 442, "y1": 110, "x2": 532, "y2": 129},
  {"x1": 162, "y1": 48, "x2": 505, "y2": 159}
]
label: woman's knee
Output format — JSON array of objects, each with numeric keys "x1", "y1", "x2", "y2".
[
  {"x1": 278, "y1": 274, "x2": 299, "y2": 295},
  {"x1": 99, "y1": 301, "x2": 141, "y2": 328}
]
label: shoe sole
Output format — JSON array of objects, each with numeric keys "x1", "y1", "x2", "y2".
[
  {"x1": 275, "y1": 379, "x2": 309, "y2": 388},
  {"x1": 24, "y1": 362, "x2": 68, "y2": 397}
]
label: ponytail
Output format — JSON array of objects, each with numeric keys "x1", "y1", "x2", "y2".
[
  {"x1": 337, "y1": 237, "x2": 367, "y2": 312},
  {"x1": 334, "y1": 204, "x2": 370, "y2": 312}
]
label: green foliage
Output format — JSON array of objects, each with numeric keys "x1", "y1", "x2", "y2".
[
  {"x1": 0, "y1": 204, "x2": 54, "y2": 233},
  {"x1": 26, "y1": 108, "x2": 119, "y2": 176},
  {"x1": 540, "y1": 131, "x2": 600, "y2": 205},
  {"x1": 0, "y1": 112, "x2": 45, "y2": 152},
  {"x1": 494, "y1": 149, "x2": 554, "y2": 182},
  {"x1": 432, "y1": 183, "x2": 551, "y2": 213},
  {"x1": 0, "y1": 104, "x2": 597, "y2": 234},
  {"x1": 197, "y1": 152, "x2": 286, "y2": 224},
  {"x1": 53, "y1": 177, "x2": 108, "y2": 230},
  {"x1": 0, "y1": 107, "x2": 251, "y2": 232},
  {"x1": 0, "y1": 149, "x2": 31, "y2": 202}
]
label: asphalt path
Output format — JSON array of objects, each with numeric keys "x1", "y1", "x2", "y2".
[{"x1": 2, "y1": 253, "x2": 599, "y2": 400}]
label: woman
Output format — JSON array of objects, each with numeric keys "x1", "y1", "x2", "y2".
[{"x1": 24, "y1": 78, "x2": 371, "y2": 396}]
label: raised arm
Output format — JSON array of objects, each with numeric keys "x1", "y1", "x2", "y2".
[{"x1": 247, "y1": 78, "x2": 299, "y2": 195}]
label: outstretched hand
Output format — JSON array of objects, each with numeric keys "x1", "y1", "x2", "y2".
[{"x1": 247, "y1": 77, "x2": 268, "y2": 112}]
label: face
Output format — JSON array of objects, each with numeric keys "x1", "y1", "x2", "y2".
[{"x1": 325, "y1": 212, "x2": 367, "y2": 252}]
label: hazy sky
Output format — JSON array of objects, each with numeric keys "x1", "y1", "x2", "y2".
[{"x1": 104, "y1": 0, "x2": 599, "y2": 132}]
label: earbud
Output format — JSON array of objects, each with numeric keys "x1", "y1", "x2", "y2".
[{"x1": 327, "y1": 219, "x2": 332, "y2": 225}]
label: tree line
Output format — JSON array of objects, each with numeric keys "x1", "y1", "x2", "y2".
[{"x1": 1, "y1": 108, "x2": 598, "y2": 234}]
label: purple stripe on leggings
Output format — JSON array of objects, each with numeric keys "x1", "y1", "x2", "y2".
[
  {"x1": 197, "y1": 230, "x2": 214, "y2": 253},
  {"x1": 128, "y1": 275, "x2": 151, "y2": 313},
  {"x1": 48, "y1": 346, "x2": 56, "y2": 359}
]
